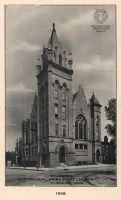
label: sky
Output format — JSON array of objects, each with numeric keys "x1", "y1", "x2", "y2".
[{"x1": 5, "y1": 5, "x2": 116, "y2": 151}]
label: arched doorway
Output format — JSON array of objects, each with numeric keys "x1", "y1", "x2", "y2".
[
  {"x1": 96, "y1": 149, "x2": 100, "y2": 163},
  {"x1": 59, "y1": 146, "x2": 66, "y2": 164}
]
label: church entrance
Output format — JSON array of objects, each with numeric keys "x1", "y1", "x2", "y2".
[{"x1": 59, "y1": 146, "x2": 66, "y2": 164}]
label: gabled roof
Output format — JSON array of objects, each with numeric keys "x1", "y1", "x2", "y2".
[
  {"x1": 90, "y1": 93, "x2": 101, "y2": 106},
  {"x1": 72, "y1": 85, "x2": 88, "y2": 105}
]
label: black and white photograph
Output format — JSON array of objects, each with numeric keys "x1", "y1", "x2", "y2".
[{"x1": 5, "y1": 5, "x2": 116, "y2": 187}]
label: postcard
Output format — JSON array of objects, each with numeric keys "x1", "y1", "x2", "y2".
[{"x1": 0, "y1": 0, "x2": 121, "y2": 200}]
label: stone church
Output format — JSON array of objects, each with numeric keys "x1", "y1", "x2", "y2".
[{"x1": 21, "y1": 23, "x2": 102, "y2": 167}]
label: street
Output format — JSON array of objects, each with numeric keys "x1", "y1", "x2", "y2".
[{"x1": 6, "y1": 164, "x2": 116, "y2": 187}]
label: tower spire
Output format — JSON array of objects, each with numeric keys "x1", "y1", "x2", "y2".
[
  {"x1": 90, "y1": 93, "x2": 101, "y2": 107},
  {"x1": 50, "y1": 22, "x2": 58, "y2": 45},
  {"x1": 53, "y1": 22, "x2": 55, "y2": 30}
]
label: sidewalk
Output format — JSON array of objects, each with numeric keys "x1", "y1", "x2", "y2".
[{"x1": 7, "y1": 163, "x2": 116, "y2": 172}]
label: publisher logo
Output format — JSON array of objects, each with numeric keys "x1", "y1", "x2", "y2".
[{"x1": 94, "y1": 9, "x2": 108, "y2": 24}]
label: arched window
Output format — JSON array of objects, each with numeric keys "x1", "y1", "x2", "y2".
[
  {"x1": 59, "y1": 54, "x2": 62, "y2": 66},
  {"x1": 84, "y1": 122, "x2": 87, "y2": 139},
  {"x1": 55, "y1": 124, "x2": 59, "y2": 136},
  {"x1": 62, "y1": 83, "x2": 67, "y2": 101},
  {"x1": 54, "y1": 80, "x2": 60, "y2": 99},
  {"x1": 63, "y1": 83, "x2": 67, "y2": 88},
  {"x1": 62, "y1": 91, "x2": 66, "y2": 101},
  {"x1": 54, "y1": 89, "x2": 58, "y2": 99},
  {"x1": 62, "y1": 105, "x2": 66, "y2": 119},
  {"x1": 79, "y1": 121, "x2": 83, "y2": 139},
  {"x1": 96, "y1": 116, "x2": 100, "y2": 141},
  {"x1": 55, "y1": 80, "x2": 60, "y2": 86},
  {"x1": 55, "y1": 104, "x2": 58, "y2": 118},
  {"x1": 54, "y1": 52, "x2": 56, "y2": 63},
  {"x1": 75, "y1": 120, "x2": 78, "y2": 139},
  {"x1": 75, "y1": 114, "x2": 87, "y2": 140}
]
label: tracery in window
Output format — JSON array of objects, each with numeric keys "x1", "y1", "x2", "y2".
[{"x1": 75, "y1": 114, "x2": 87, "y2": 140}]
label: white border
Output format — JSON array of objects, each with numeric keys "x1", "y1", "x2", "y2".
[{"x1": 0, "y1": 0, "x2": 121, "y2": 199}]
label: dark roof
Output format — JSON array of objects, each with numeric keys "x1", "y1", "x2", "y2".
[
  {"x1": 90, "y1": 93, "x2": 101, "y2": 106},
  {"x1": 72, "y1": 92, "x2": 78, "y2": 101}
]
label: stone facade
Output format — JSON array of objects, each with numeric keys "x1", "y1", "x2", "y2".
[{"x1": 21, "y1": 23, "x2": 102, "y2": 167}]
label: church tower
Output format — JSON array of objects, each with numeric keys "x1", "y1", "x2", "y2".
[
  {"x1": 36, "y1": 23, "x2": 74, "y2": 167},
  {"x1": 90, "y1": 93, "x2": 102, "y2": 163}
]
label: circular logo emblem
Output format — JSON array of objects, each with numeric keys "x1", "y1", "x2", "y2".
[{"x1": 94, "y1": 9, "x2": 108, "y2": 24}]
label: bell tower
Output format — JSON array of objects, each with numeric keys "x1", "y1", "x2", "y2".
[
  {"x1": 90, "y1": 93, "x2": 102, "y2": 163},
  {"x1": 36, "y1": 23, "x2": 74, "y2": 167}
]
